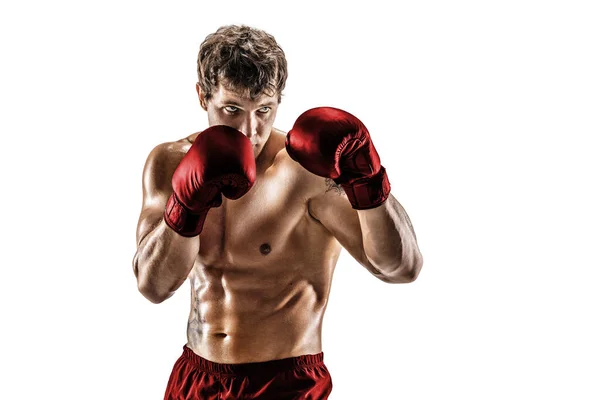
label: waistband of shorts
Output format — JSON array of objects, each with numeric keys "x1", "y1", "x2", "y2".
[{"x1": 181, "y1": 345, "x2": 325, "y2": 375}]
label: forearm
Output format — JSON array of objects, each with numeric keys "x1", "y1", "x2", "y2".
[
  {"x1": 133, "y1": 219, "x2": 199, "y2": 303},
  {"x1": 357, "y1": 194, "x2": 422, "y2": 282}
]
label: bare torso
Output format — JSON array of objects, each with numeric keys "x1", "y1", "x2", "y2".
[{"x1": 173, "y1": 129, "x2": 342, "y2": 364}]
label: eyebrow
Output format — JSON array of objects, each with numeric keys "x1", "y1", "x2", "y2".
[
  {"x1": 221, "y1": 99, "x2": 244, "y2": 106},
  {"x1": 220, "y1": 99, "x2": 277, "y2": 108}
]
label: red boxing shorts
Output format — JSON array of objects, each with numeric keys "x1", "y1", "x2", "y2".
[{"x1": 164, "y1": 345, "x2": 333, "y2": 400}]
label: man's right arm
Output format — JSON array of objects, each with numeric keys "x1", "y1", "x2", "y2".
[
  {"x1": 132, "y1": 142, "x2": 199, "y2": 304},
  {"x1": 132, "y1": 127, "x2": 257, "y2": 304}
]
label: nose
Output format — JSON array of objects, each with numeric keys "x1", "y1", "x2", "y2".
[{"x1": 239, "y1": 114, "x2": 258, "y2": 142}]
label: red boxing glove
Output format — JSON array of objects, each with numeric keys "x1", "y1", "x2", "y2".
[
  {"x1": 286, "y1": 107, "x2": 390, "y2": 209},
  {"x1": 164, "y1": 125, "x2": 256, "y2": 237}
]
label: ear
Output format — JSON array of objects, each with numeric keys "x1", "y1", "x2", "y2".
[{"x1": 196, "y1": 83, "x2": 208, "y2": 111}]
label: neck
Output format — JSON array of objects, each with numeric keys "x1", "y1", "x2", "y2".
[{"x1": 254, "y1": 130, "x2": 278, "y2": 172}]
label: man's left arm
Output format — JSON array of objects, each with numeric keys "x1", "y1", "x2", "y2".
[
  {"x1": 309, "y1": 181, "x2": 423, "y2": 283},
  {"x1": 286, "y1": 106, "x2": 423, "y2": 283},
  {"x1": 356, "y1": 194, "x2": 422, "y2": 282}
]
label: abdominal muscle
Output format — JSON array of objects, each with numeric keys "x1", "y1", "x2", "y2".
[{"x1": 185, "y1": 258, "x2": 331, "y2": 364}]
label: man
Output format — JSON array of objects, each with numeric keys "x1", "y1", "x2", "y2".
[{"x1": 133, "y1": 24, "x2": 423, "y2": 399}]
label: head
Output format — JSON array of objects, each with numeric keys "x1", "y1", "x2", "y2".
[{"x1": 196, "y1": 25, "x2": 288, "y2": 157}]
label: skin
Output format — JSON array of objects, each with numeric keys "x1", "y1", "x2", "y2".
[{"x1": 133, "y1": 82, "x2": 423, "y2": 364}]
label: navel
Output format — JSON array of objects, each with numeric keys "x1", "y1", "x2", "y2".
[{"x1": 259, "y1": 243, "x2": 272, "y2": 255}]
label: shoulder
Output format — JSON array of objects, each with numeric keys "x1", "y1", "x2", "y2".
[
  {"x1": 145, "y1": 133, "x2": 196, "y2": 167},
  {"x1": 141, "y1": 133, "x2": 198, "y2": 192},
  {"x1": 269, "y1": 127, "x2": 333, "y2": 199}
]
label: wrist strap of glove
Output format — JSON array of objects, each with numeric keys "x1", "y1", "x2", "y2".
[
  {"x1": 163, "y1": 193, "x2": 210, "y2": 237},
  {"x1": 338, "y1": 167, "x2": 391, "y2": 210}
]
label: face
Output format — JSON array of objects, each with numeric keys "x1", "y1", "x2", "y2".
[{"x1": 197, "y1": 82, "x2": 279, "y2": 158}]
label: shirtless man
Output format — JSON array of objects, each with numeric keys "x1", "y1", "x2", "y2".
[{"x1": 133, "y1": 25, "x2": 423, "y2": 399}]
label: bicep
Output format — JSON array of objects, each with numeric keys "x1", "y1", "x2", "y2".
[
  {"x1": 308, "y1": 179, "x2": 376, "y2": 273},
  {"x1": 135, "y1": 142, "x2": 179, "y2": 246}
]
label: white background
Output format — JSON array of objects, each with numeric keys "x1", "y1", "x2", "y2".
[{"x1": 1, "y1": 0, "x2": 599, "y2": 399}]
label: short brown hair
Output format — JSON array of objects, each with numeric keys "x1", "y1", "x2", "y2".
[{"x1": 197, "y1": 25, "x2": 288, "y2": 102}]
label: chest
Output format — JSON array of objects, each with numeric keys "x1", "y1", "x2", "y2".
[{"x1": 197, "y1": 164, "x2": 307, "y2": 266}]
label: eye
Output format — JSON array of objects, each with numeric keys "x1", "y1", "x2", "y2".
[
  {"x1": 224, "y1": 106, "x2": 239, "y2": 113},
  {"x1": 257, "y1": 107, "x2": 271, "y2": 114}
]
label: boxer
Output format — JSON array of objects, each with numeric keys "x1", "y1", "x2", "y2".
[{"x1": 133, "y1": 24, "x2": 423, "y2": 400}]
